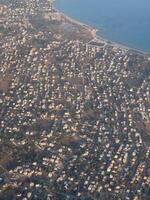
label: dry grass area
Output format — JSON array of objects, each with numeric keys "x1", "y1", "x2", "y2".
[
  {"x1": 60, "y1": 135, "x2": 81, "y2": 145},
  {"x1": 35, "y1": 118, "x2": 54, "y2": 131},
  {"x1": 0, "y1": 80, "x2": 9, "y2": 92},
  {"x1": 135, "y1": 121, "x2": 145, "y2": 130},
  {"x1": 0, "y1": 152, "x2": 13, "y2": 173},
  {"x1": 29, "y1": 12, "x2": 93, "y2": 42},
  {"x1": 145, "y1": 122, "x2": 150, "y2": 133},
  {"x1": 67, "y1": 77, "x2": 83, "y2": 85},
  {"x1": 0, "y1": 75, "x2": 12, "y2": 92}
]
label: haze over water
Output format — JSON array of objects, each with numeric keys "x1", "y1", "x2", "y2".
[{"x1": 54, "y1": 0, "x2": 150, "y2": 53}]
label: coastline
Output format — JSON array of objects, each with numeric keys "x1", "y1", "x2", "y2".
[
  {"x1": 54, "y1": 8, "x2": 98, "y2": 38},
  {"x1": 54, "y1": 7, "x2": 149, "y2": 56}
]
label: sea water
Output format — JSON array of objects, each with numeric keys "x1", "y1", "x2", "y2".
[{"x1": 54, "y1": 0, "x2": 150, "y2": 53}]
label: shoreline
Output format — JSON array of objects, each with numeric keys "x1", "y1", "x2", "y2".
[{"x1": 54, "y1": 7, "x2": 150, "y2": 56}]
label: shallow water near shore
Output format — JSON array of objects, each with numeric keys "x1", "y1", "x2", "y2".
[{"x1": 54, "y1": 0, "x2": 150, "y2": 53}]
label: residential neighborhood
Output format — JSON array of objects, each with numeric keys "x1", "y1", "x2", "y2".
[{"x1": 0, "y1": 1, "x2": 150, "y2": 199}]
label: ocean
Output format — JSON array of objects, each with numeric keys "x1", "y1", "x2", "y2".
[{"x1": 54, "y1": 0, "x2": 150, "y2": 53}]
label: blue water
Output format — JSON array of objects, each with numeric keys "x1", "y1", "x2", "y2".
[{"x1": 54, "y1": 0, "x2": 150, "y2": 52}]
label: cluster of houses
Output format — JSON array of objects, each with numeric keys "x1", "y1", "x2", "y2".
[{"x1": 0, "y1": 1, "x2": 150, "y2": 200}]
